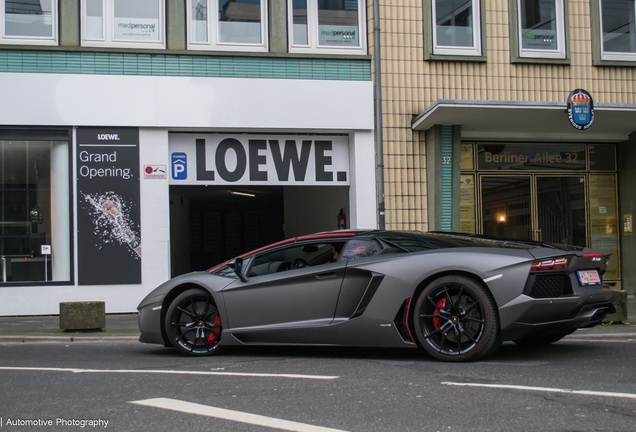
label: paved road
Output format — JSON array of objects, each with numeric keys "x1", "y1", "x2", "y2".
[{"x1": 0, "y1": 335, "x2": 635, "y2": 432}]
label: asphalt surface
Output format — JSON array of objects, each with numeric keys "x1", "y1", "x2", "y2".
[{"x1": 0, "y1": 294, "x2": 634, "y2": 343}]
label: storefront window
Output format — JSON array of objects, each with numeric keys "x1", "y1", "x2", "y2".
[
  {"x1": 589, "y1": 174, "x2": 620, "y2": 279},
  {"x1": 600, "y1": 0, "x2": 636, "y2": 61},
  {"x1": 82, "y1": 0, "x2": 165, "y2": 49},
  {"x1": 188, "y1": 0, "x2": 267, "y2": 52},
  {"x1": 289, "y1": 0, "x2": 366, "y2": 54},
  {"x1": 0, "y1": 137, "x2": 71, "y2": 283},
  {"x1": 432, "y1": 0, "x2": 482, "y2": 56},
  {"x1": 1, "y1": 0, "x2": 57, "y2": 45},
  {"x1": 589, "y1": 144, "x2": 616, "y2": 170},
  {"x1": 517, "y1": 0, "x2": 566, "y2": 59}
]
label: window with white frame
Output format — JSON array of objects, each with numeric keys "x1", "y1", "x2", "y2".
[
  {"x1": 82, "y1": 0, "x2": 165, "y2": 49},
  {"x1": 188, "y1": 0, "x2": 267, "y2": 52},
  {"x1": 289, "y1": 0, "x2": 367, "y2": 54},
  {"x1": 0, "y1": 132, "x2": 72, "y2": 284},
  {"x1": 517, "y1": 0, "x2": 566, "y2": 59},
  {"x1": 600, "y1": 0, "x2": 636, "y2": 61},
  {"x1": 432, "y1": 0, "x2": 482, "y2": 56},
  {"x1": 0, "y1": 0, "x2": 57, "y2": 45}
]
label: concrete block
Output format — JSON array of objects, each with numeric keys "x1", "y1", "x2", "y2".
[
  {"x1": 605, "y1": 290, "x2": 627, "y2": 323},
  {"x1": 59, "y1": 301, "x2": 105, "y2": 331}
]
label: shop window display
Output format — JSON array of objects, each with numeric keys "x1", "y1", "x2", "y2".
[{"x1": 0, "y1": 139, "x2": 70, "y2": 283}]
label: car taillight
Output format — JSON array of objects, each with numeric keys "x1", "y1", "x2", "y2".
[{"x1": 530, "y1": 257, "x2": 570, "y2": 271}]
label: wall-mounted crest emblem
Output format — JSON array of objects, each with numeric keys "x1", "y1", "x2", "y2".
[{"x1": 567, "y1": 89, "x2": 594, "y2": 130}]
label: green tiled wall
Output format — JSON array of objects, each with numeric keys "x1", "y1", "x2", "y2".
[{"x1": 0, "y1": 50, "x2": 371, "y2": 81}]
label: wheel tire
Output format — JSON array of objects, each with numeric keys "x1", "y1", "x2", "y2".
[
  {"x1": 513, "y1": 329, "x2": 575, "y2": 347},
  {"x1": 164, "y1": 288, "x2": 223, "y2": 356},
  {"x1": 412, "y1": 275, "x2": 500, "y2": 362}
]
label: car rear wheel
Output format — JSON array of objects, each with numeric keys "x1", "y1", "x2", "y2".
[
  {"x1": 412, "y1": 275, "x2": 500, "y2": 362},
  {"x1": 164, "y1": 288, "x2": 223, "y2": 356}
]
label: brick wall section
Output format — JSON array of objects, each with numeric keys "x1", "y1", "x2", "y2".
[{"x1": 369, "y1": 0, "x2": 636, "y2": 230}]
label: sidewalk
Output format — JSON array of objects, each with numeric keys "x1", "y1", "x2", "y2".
[
  {"x1": 0, "y1": 313, "x2": 140, "y2": 342},
  {"x1": 0, "y1": 294, "x2": 634, "y2": 343}
]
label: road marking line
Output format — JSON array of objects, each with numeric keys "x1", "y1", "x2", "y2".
[
  {"x1": 441, "y1": 382, "x2": 636, "y2": 400},
  {"x1": 564, "y1": 338, "x2": 636, "y2": 343},
  {"x1": 130, "y1": 398, "x2": 349, "y2": 432},
  {"x1": 569, "y1": 332, "x2": 636, "y2": 338},
  {"x1": 0, "y1": 366, "x2": 338, "y2": 380}
]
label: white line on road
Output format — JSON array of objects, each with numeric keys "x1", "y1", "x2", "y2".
[
  {"x1": 441, "y1": 381, "x2": 636, "y2": 400},
  {"x1": 130, "y1": 398, "x2": 350, "y2": 432},
  {"x1": 564, "y1": 338, "x2": 636, "y2": 343},
  {"x1": 0, "y1": 366, "x2": 338, "y2": 380},
  {"x1": 568, "y1": 332, "x2": 636, "y2": 338}
]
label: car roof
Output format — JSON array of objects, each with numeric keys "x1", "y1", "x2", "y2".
[{"x1": 207, "y1": 229, "x2": 555, "y2": 272}]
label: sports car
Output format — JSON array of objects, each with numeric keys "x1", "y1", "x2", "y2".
[{"x1": 137, "y1": 230, "x2": 618, "y2": 362}]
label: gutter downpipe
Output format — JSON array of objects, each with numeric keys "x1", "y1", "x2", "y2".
[{"x1": 373, "y1": 0, "x2": 385, "y2": 229}]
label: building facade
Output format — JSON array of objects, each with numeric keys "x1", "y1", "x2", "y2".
[
  {"x1": 371, "y1": 0, "x2": 636, "y2": 305},
  {"x1": 2, "y1": 0, "x2": 634, "y2": 316},
  {"x1": 0, "y1": 0, "x2": 376, "y2": 315}
]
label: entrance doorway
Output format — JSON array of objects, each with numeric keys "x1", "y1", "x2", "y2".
[
  {"x1": 461, "y1": 141, "x2": 620, "y2": 281},
  {"x1": 168, "y1": 185, "x2": 350, "y2": 277},
  {"x1": 481, "y1": 175, "x2": 586, "y2": 245}
]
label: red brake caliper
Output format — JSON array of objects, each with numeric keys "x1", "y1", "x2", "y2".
[
  {"x1": 207, "y1": 315, "x2": 222, "y2": 344},
  {"x1": 432, "y1": 297, "x2": 447, "y2": 330}
]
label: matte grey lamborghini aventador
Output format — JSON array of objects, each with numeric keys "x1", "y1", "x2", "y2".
[{"x1": 137, "y1": 230, "x2": 618, "y2": 362}]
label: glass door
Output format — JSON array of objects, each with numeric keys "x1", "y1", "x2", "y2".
[
  {"x1": 481, "y1": 176, "x2": 532, "y2": 240},
  {"x1": 480, "y1": 175, "x2": 587, "y2": 246},
  {"x1": 536, "y1": 176, "x2": 586, "y2": 246}
]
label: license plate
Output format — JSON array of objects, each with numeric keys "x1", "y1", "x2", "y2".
[{"x1": 577, "y1": 270, "x2": 601, "y2": 286}]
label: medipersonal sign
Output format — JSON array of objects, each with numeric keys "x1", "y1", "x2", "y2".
[{"x1": 169, "y1": 134, "x2": 350, "y2": 185}]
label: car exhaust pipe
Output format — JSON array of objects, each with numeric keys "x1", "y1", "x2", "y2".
[{"x1": 589, "y1": 307, "x2": 610, "y2": 322}]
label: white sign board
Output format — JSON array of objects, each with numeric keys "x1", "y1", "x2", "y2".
[{"x1": 169, "y1": 134, "x2": 350, "y2": 186}]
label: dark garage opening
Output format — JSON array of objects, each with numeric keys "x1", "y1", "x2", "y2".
[{"x1": 169, "y1": 186, "x2": 284, "y2": 277}]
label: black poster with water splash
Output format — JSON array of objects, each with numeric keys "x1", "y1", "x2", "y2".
[{"x1": 76, "y1": 127, "x2": 141, "y2": 285}]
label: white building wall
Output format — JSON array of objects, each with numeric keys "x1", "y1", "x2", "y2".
[{"x1": 0, "y1": 73, "x2": 375, "y2": 315}]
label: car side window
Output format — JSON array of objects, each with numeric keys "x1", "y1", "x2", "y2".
[
  {"x1": 248, "y1": 242, "x2": 344, "y2": 276},
  {"x1": 340, "y1": 239, "x2": 380, "y2": 260}
]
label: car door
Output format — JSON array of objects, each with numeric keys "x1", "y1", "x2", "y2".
[{"x1": 221, "y1": 241, "x2": 346, "y2": 334}]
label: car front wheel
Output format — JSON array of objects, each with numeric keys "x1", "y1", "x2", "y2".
[
  {"x1": 412, "y1": 275, "x2": 500, "y2": 362},
  {"x1": 164, "y1": 288, "x2": 223, "y2": 356}
]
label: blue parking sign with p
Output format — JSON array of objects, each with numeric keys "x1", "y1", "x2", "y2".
[{"x1": 171, "y1": 152, "x2": 187, "y2": 180}]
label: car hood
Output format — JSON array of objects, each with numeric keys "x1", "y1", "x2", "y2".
[{"x1": 137, "y1": 271, "x2": 235, "y2": 309}]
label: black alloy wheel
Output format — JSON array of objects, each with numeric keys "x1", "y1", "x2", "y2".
[
  {"x1": 412, "y1": 275, "x2": 500, "y2": 362},
  {"x1": 164, "y1": 288, "x2": 223, "y2": 356}
]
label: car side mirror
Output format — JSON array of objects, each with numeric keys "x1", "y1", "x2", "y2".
[{"x1": 228, "y1": 258, "x2": 248, "y2": 282}]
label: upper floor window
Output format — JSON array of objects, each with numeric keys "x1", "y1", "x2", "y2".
[
  {"x1": 432, "y1": 0, "x2": 482, "y2": 56},
  {"x1": 0, "y1": 0, "x2": 57, "y2": 46},
  {"x1": 517, "y1": 0, "x2": 566, "y2": 59},
  {"x1": 289, "y1": 0, "x2": 367, "y2": 55},
  {"x1": 188, "y1": 0, "x2": 267, "y2": 52},
  {"x1": 600, "y1": 0, "x2": 636, "y2": 61},
  {"x1": 82, "y1": 0, "x2": 165, "y2": 49}
]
